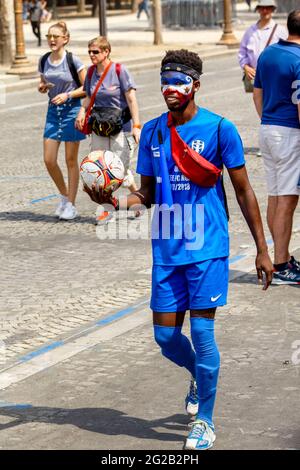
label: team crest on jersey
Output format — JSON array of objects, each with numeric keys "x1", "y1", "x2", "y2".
[
  {"x1": 174, "y1": 165, "x2": 179, "y2": 172},
  {"x1": 191, "y1": 140, "x2": 205, "y2": 154}
]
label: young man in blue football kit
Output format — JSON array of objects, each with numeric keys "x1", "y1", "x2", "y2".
[{"x1": 85, "y1": 49, "x2": 273, "y2": 450}]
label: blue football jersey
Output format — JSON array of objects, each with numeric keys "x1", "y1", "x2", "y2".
[{"x1": 137, "y1": 108, "x2": 245, "y2": 266}]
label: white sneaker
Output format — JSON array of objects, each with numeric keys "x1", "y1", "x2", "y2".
[
  {"x1": 59, "y1": 202, "x2": 78, "y2": 220},
  {"x1": 54, "y1": 195, "x2": 68, "y2": 217},
  {"x1": 185, "y1": 378, "x2": 199, "y2": 418},
  {"x1": 185, "y1": 420, "x2": 216, "y2": 450}
]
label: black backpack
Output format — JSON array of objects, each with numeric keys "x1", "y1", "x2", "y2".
[{"x1": 40, "y1": 51, "x2": 81, "y2": 88}]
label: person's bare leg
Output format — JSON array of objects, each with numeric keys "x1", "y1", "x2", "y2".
[
  {"x1": 273, "y1": 195, "x2": 299, "y2": 265},
  {"x1": 128, "y1": 181, "x2": 138, "y2": 193},
  {"x1": 44, "y1": 139, "x2": 67, "y2": 196},
  {"x1": 65, "y1": 141, "x2": 80, "y2": 205},
  {"x1": 266, "y1": 195, "x2": 277, "y2": 240}
]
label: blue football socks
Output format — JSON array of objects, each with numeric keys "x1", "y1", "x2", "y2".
[
  {"x1": 154, "y1": 325, "x2": 196, "y2": 377},
  {"x1": 190, "y1": 317, "x2": 220, "y2": 428}
]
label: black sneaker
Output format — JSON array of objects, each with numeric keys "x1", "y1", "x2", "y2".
[
  {"x1": 272, "y1": 264, "x2": 300, "y2": 285},
  {"x1": 290, "y1": 256, "x2": 300, "y2": 271}
]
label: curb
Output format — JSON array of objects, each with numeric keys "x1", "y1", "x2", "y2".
[{"x1": 127, "y1": 47, "x2": 238, "y2": 72}]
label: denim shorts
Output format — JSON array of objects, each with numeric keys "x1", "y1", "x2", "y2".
[
  {"x1": 151, "y1": 257, "x2": 229, "y2": 312},
  {"x1": 44, "y1": 98, "x2": 86, "y2": 142}
]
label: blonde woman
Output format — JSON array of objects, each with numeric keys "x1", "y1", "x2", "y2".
[
  {"x1": 75, "y1": 36, "x2": 141, "y2": 224},
  {"x1": 38, "y1": 21, "x2": 86, "y2": 220}
]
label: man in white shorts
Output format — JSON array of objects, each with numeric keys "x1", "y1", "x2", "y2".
[{"x1": 253, "y1": 10, "x2": 300, "y2": 285}]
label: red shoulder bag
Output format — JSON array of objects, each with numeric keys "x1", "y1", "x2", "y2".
[{"x1": 168, "y1": 113, "x2": 221, "y2": 187}]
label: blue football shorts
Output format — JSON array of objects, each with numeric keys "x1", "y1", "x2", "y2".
[{"x1": 150, "y1": 257, "x2": 229, "y2": 312}]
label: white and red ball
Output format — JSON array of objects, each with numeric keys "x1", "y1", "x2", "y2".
[{"x1": 80, "y1": 150, "x2": 124, "y2": 193}]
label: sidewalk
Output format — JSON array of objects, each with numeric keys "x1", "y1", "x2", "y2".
[{"x1": 0, "y1": 3, "x2": 288, "y2": 92}]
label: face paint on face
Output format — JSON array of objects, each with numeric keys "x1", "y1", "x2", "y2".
[{"x1": 161, "y1": 71, "x2": 194, "y2": 108}]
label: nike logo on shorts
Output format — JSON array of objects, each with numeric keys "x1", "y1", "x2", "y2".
[{"x1": 211, "y1": 294, "x2": 222, "y2": 302}]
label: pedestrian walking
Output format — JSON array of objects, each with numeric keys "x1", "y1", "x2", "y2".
[
  {"x1": 245, "y1": 0, "x2": 252, "y2": 11},
  {"x1": 38, "y1": 21, "x2": 86, "y2": 220},
  {"x1": 40, "y1": 0, "x2": 52, "y2": 22},
  {"x1": 238, "y1": 0, "x2": 287, "y2": 156},
  {"x1": 137, "y1": 0, "x2": 150, "y2": 20},
  {"x1": 22, "y1": 1, "x2": 30, "y2": 23},
  {"x1": 29, "y1": 0, "x2": 43, "y2": 46},
  {"x1": 253, "y1": 10, "x2": 300, "y2": 285},
  {"x1": 84, "y1": 49, "x2": 273, "y2": 450},
  {"x1": 238, "y1": 0, "x2": 287, "y2": 93},
  {"x1": 75, "y1": 36, "x2": 142, "y2": 225}
]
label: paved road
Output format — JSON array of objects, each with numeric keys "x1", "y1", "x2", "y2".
[{"x1": 0, "y1": 55, "x2": 299, "y2": 450}]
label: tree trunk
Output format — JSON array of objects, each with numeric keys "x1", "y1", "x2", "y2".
[
  {"x1": 0, "y1": 0, "x2": 12, "y2": 65},
  {"x1": 131, "y1": 0, "x2": 139, "y2": 14},
  {"x1": 77, "y1": 0, "x2": 86, "y2": 13},
  {"x1": 153, "y1": 0, "x2": 163, "y2": 45},
  {"x1": 52, "y1": 0, "x2": 58, "y2": 19},
  {"x1": 92, "y1": 0, "x2": 98, "y2": 17},
  {"x1": 98, "y1": 0, "x2": 107, "y2": 36}
]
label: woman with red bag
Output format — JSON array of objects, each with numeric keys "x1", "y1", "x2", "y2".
[{"x1": 75, "y1": 36, "x2": 141, "y2": 225}]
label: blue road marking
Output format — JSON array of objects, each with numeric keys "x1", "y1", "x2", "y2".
[
  {"x1": 96, "y1": 307, "x2": 135, "y2": 326},
  {"x1": 30, "y1": 194, "x2": 58, "y2": 204},
  {"x1": 0, "y1": 401, "x2": 32, "y2": 409},
  {"x1": 229, "y1": 254, "x2": 246, "y2": 264},
  {"x1": 16, "y1": 300, "x2": 149, "y2": 365},
  {"x1": 19, "y1": 341, "x2": 64, "y2": 363}
]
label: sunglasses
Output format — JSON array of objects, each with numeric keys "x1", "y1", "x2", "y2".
[
  {"x1": 46, "y1": 34, "x2": 64, "y2": 40},
  {"x1": 88, "y1": 50, "x2": 103, "y2": 55}
]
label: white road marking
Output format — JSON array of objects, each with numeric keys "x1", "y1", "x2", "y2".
[{"x1": 0, "y1": 101, "x2": 46, "y2": 113}]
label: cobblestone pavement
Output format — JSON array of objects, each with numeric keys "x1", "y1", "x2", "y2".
[{"x1": 0, "y1": 55, "x2": 299, "y2": 449}]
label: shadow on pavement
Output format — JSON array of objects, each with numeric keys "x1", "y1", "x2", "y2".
[
  {"x1": 229, "y1": 271, "x2": 258, "y2": 285},
  {"x1": 0, "y1": 211, "x2": 95, "y2": 225},
  {"x1": 243, "y1": 146, "x2": 260, "y2": 155},
  {"x1": 0, "y1": 407, "x2": 189, "y2": 442},
  {"x1": 230, "y1": 271, "x2": 300, "y2": 288},
  {"x1": 0, "y1": 406, "x2": 188, "y2": 443}
]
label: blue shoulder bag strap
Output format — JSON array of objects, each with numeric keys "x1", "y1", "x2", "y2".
[
  {"x1": 217, "y1": 117, "x2": 230, "y2": 221},
  {"x1": 157, "y1": 128, "x2": 173, "y2": 207},
  {"x1": 148, "y1": 114, "x2": 173, "y2": 206}
]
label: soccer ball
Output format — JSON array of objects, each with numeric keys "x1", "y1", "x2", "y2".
[{"x1": 80, "y1": 150, "x2": 125, "y2": 193}]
